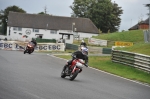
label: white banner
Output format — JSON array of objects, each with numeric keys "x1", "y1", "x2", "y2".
[
  {"x1": 88, "y1": 38, "x2": 107, "y2": 46},
  {"x1": 0, "y1": 41, "x2": 65, "y2": 51}
]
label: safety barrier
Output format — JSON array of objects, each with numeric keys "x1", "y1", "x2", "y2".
[
  {"x1": 66, "y1": 43, "x2": 78, "y2": 50},
  {"x1": 111, "y1": 50, "x2": 150, "y2": 72}
]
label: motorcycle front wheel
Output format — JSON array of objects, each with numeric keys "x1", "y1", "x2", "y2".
[
  {"x1": 24, "y1": 50, "x2": 26, "y2": 54},
  {"x1": 28, "y1": 51, "x2": 31, "y2": 54},
  {"x1": 61, "y1": 66, "x2": 67, "y2": 78},
  {"x1": 69, "y1": 70, "x2": 80, "y2": 81}
]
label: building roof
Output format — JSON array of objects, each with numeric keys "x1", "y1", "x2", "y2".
[
  {"x1": 139, "y1": 18, "x2": 149, "y2": 24},
  {"x1": 128, "y1": 23, "x2": 139, "y2": 30},
  {"x1": 128, "y1": 18, "x2": 149, "y2": 30},
  {"x1": 7, "y1": 11, "x2": 99, "y2": 34}
]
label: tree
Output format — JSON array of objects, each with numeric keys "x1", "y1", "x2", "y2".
[
  {"x1": 70, "y1": 0, "x2": 123, "y2": 33},
  {"x1": 38, "y1": 12, "x2": 45, "y2": 14},
  {"x1": 38, "y1": 6, "x2": 50, "y2": 15},
  {"x1": 0, "y1": 5, "x2": 26, "y2": 35},
  {"x1": 70, "y1": 0, "x2": 92, "y2": 18},
  {"x1": 38, "y1": 12, "x2": 51, "y2": 15}
]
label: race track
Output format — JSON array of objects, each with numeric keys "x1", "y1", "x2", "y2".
[{"x1": 0, "y1": 50, "x2": 150, "y2": 99}]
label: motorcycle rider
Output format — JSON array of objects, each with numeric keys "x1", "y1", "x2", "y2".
[
  {"x1": 80, "y1": 40, "x2": 88, "y2": 51},
  {"x1": 64, "y1": 47, "x2": 89, "y2": 73},
  {"x1": 31, "y1": 38, "x2": 37, "y2": 47},
  {"x1": 80, "y1": 40, "x2": 87, "y2": 47},
  {"x1": 30, "y1": 38, "x2": 37, "y2": 52}
]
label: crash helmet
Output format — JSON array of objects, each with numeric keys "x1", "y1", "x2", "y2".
[
  {"x1": 81, "y1": 47, "x2": 88, "y2": 55},
  {"x1": 32, "y1": 38, "x2": 36, "y2": 42}
]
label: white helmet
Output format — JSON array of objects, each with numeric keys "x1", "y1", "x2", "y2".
[{"x1": 82, "y1": 47, "x2": 88, "y2": 55}]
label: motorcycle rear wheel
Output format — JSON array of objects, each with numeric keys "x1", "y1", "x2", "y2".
[{"x1": 69, "y1": 70, "x2": 80, "y2": 81}]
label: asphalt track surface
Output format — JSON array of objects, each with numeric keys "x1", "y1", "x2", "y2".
[{"x1": 0, "y1": 50, "x2": 150, "y2": 99}]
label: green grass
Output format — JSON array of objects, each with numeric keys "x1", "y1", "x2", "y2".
[
  {"x1": 115, "y1": 42, "x2": 150, "y2": 55},
  {"x1": 92, "y1": 30, "x2": 150, "y2": 56},
  {"x1": 74, "y1": 30, "x2": 150, "y2": 51},
  {"x1": 93, "y1": 30, "x2": 144, "y2": 42},
  {"x1": 73, "y1": 38, "x2": 103, "y2": 47},
  {"x1": 73, "y1": 38, "x2": 89, "y2": 46},
  {"x1": 55, "y1": 55, "x2": 150, "y2": 84},
  {"x1": 54, "y1": 30, "x2": 150, "y2": 84}
]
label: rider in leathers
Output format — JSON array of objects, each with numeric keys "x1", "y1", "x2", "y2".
[
  {"x1": 30, "y1": 38, "x2": 37, "y2": 52},
  {"x1": 80, "y1": 40, "x2": 87, "y2": 48},
  {"x1": 65, "y1": 48, "x2": 89, "y2": 72},
  {"x1": 31, "y1": 38, "x2": 37, "y2": 47}
]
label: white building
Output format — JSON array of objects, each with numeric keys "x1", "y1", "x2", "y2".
[{"x1": 7, "y1": 11, "x2": 99, "y2": 43}]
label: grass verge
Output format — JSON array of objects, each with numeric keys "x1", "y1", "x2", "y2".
[{"x1": 54, "y1": 55, "x2": 150, "y2": 85}]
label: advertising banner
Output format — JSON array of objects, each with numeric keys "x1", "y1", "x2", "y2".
[
  {"x1": 115, "y1": 41, "x2": 133, "y2": 47},
  {"x1": 88, "y1": 38, "x2": 107, "y2": 46},
  {"x1": 0, "y1": 41, "x2": 65, "y2": 51}
]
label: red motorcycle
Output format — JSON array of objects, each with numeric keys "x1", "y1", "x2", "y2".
[
  {"x1": 24, "y1": 42, "x2": 35, "y2": 54},
  {"x1": 61, "y1": 58, "x2": 86, "y2": 81}
]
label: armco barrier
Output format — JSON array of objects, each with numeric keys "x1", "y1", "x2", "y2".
[{"x1": 111, "y1": 50, "x2": 150, "y2": 72}]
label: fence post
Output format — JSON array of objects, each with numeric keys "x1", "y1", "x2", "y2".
[{"x1": 143, "y1": 30, "x2": 150, "y2": 43}]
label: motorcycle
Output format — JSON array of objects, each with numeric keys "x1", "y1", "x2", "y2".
[
  {"x1": 61, "y1": 58, "x2": 87, "y2": 81},
  {"x1": 24, "y1": 42, "x2": 35, "y2": 54}
]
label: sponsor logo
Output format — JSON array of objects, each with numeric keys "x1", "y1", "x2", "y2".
[{"x1": 26, "y1": 29, "x2": 31, "y2": 35}]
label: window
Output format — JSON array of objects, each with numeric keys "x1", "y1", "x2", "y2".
[
  {"x1": 13, "y1": 27, "x2": 17, "y2": 31},
  {"x1": 50, "y1": 30, "x2": 57, "y2": 34},
  {"x1": 65, "y1": 35, "x2": 70, "y2": 40},
  {"x1": 13, "y1": 27, "x2": 22, "y2": 31},
  {"x1": 35, "y1": 34, "x2": 43, "y2": 39},
  {"x1": 18, "y1": 27, "x2": 22, "y2": 31},
  {"x1": 35, "y1": 29, "x2": 39, "y2": 32},
  {"x1": 33, "y1": 29, "x2": 39, "y2": 32}
]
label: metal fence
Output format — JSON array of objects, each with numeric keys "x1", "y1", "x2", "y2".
[
  {"x1": 112, "y1": 50, "x2": 150, "y2": 73},
  {"x1": 143, "y1": 30, "x2": 150, "y2": 43}
]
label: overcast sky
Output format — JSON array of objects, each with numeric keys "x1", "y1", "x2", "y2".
[{"x1": 0, "y1": 0, "x2": 150, "y2": 31}]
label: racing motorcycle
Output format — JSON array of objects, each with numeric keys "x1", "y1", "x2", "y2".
[
  {"x1": 24, "y1": 42, "x2": 35, "y2": 54},
  {"x1": 61, "y1": 58, "x2": 87, "y2": 81}
]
